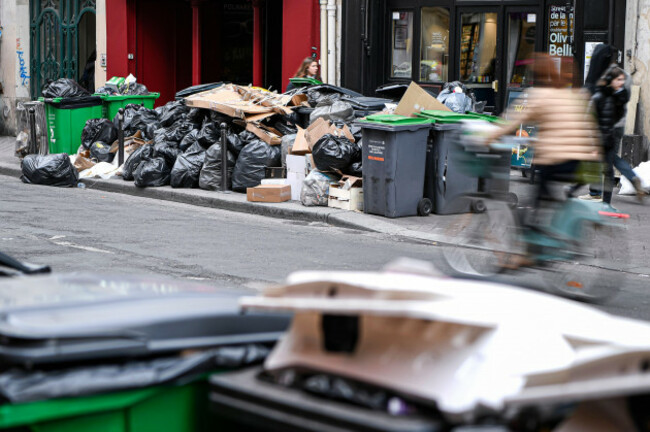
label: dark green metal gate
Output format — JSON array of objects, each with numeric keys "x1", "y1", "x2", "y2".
[{"x1": 30, "y1": 0, "x2": 96, "y2": 99}]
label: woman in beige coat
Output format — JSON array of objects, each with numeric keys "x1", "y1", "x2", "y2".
[{"x1": 488, "y1": 53, "x2": 601, "y2": 203}]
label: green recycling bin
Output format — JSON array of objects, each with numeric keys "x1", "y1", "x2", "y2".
[
  {"x1": 41, "y1": 96, "x2": 104, "y2": 154},
  {"x1": 0, "y1": 379, "x2": 221, "y2": 432},
  {"x1": 99, "y1": 93, "x2": 160, "y2": 122}
]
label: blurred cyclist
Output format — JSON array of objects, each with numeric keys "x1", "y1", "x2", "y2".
[{"x1": 486, "y1": 53, "x2": 601, "y2": 206}]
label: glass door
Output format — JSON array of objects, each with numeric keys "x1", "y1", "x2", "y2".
[{"x1": 457, "y1": 7, "x2": 501, "y2": 112}]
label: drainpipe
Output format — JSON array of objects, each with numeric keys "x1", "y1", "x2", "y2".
[
  {"x1": 252, "y1": 0, "x2": 264, "y2": 87},
  {"x1": 336, "y1": 0, "x2": 342, "y2": 85},
  {"x1": 327, "y1": 0, "x2": 336, "y2": 84},
  {"x1": 320, "y1": 0, "x2": 328, "y2": 82},
  {"x1": 191, "y1": 0, "x2": 202, "y2": 86}
]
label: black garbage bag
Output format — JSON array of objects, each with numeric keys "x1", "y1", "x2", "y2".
[
  {"x1": 162, "y1": 120, "x2": 195, "y2": 144},
  {"x1": 179, "y1": 129, "x2": 200, "y2": 152},
  {"x1": 153, "y1": 140, "x2": 181, "y2": 166},
  {"x1": 309, "y1": 101, "x2": 355, "y2": 124},
  {"x1": 197, "y1": 122, "x2": 220, "y2": 148},
  {"x1": 94, "y1": 86, "x2": 118, "y2": 95},
  {"x1": 238, "y1": 130, "x2": 257, "y2": 145},
  {"x1": 122, "y1": 144, "x2": 155, "y2": 181},
  {"x1": 199, "y1": 141, "x2": 236, "y2": 191},
  {"x1": 41, "y1": 78, "x2": 90, "y2": 98},
  {"x1": 21, "y1": 154, "x2": 78, "y2": 187},
  {"x1": 231, "y1": 140, "x2": 281, "y2": 192},
  {"x1": 170, "y1": 142, "x2": 206, "y2": 188},
  {"x1": 89, "y1": 141, "x2": 114, "y2": 163},
  {"x1": 81, "y1": 118, "x2": 118, "y2": 150},
  {"x1": 133, "y1": 157, "x2": 171, "y2": 188},
  {"x1": 312, "y1": 134, "x2": 361, "y2": 173},
  {"x1": 346, "y1": 161, "x2": 362, "y2": 177},
  {"x1": 307, "y1": 89, "x2": 341, "y2": 107},
  {"x1": 156, "y1": 101, "x2": 190, "y2": 127},
  {"x1": 0, "y1": 345, "x2": 269, "y2": 403},
  {"x1": 187, "y1": 108, "x2": 209, "y2": 128},
  {"x1": 273, "y1": 120, "x2": 297, "y2": 136},
  {"x1": 118, "y1": 82, "x2": 150, "y2": 95},
  {"x1": 225, "y1": 130, "x2": 245, "y2": 156},
  {"x1": 116, "y1": 104, "x2": 160, "y2": 140}
]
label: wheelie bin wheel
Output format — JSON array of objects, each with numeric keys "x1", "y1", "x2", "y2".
[
  {"x1": 506, "y1": 193, "x2": 518, "y2": 208},
  {"x1": 472, "y1": 199, "x2": 486, "y2": 213},
  {"x1": 417, "y1": 198, "x2": 433, "y2": 216}
]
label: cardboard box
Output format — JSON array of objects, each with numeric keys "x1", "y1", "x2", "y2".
[
  {"x1": 328, "y1": 184, "x2": 363, "y2": 211},
  {"x1": 261, "y1": 179, "x2": 289, "y2": 186},
  {"x1": 246, "y1": 123, "x2": 282, "y2": 146},
  {"x1": 290, "y1": 127, "x2": 309, "y2": 155},
  {"x1": 394, "y1": 82, "x2": 450, "y2": 117},
  {"x1": 247, "y1": 184, "x2": 292, "y2": 203},
  {"x1": 286, "y1": 171, "x2": 305, "y2": 201},
  {"x1": 286, "y1": 154, "x2": 309, "y2": 176}
]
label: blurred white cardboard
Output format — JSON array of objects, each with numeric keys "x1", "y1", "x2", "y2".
[{"x1": 241, "y1": 260, "x2": 650, "y2": 421}]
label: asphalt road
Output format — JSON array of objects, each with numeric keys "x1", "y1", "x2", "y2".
[{"x1": 2, "y1": 174, "x2": 649, "y2": 320}]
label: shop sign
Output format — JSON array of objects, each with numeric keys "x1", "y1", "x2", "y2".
[{"x1": 548, "y1": 5, "x2": 573, "y2": 57}]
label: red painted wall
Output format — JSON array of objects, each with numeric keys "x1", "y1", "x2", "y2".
[
  {"x1": 282, "y1": 0, "x2": 320, "y2": 91},
  {"x1": 106, "y1": 0, "x2": 129, "y2": 79}
]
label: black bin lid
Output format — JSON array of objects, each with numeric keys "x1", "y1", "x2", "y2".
[{"x1": 0, "y1": 273, "x2": 289, "y2": 366}]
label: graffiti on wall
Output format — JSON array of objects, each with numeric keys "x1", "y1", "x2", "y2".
[{"x1": 16, "y1": 38, "x2": 30, "y2": 87}]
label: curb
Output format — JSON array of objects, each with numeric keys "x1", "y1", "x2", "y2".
[{"x1": 0, "y1": 161, "x2": 377, "y2": 233}]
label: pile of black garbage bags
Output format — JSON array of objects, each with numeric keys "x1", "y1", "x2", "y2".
[{"x1": 114, "y1": 83, "x2": 377, "y2": 192}]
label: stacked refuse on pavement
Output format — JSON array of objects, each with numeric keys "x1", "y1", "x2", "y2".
[{"x1": 19, "y1": 78, "x2": 394, "y2": 213}]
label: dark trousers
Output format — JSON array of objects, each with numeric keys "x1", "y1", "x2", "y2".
[
  {"x1": 537, "y1": 160, "x2": 579, "y2": 203},
  {"x1": 589, "y1": 127, "x2": 637, "y2": 204}
]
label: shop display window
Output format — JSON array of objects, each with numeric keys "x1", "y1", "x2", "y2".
[
  {"x1": 391, "y1": 11, "x2": 414, "y2": 78},
  {"x1": 459, "y1": 12, "x2": 497, "y2": 84},
  {"x1": 420, "y1": 7, "x2": 450, "y2": 83}
]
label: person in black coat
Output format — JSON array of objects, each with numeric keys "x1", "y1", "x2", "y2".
[{"x1": 586, "y1": 65, "x2": 644, "y2": 209}]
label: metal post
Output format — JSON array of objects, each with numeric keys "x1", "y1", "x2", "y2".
[
  {"x1": 220, "y1": 123, "x2": 229, "y2": 192},
  {"x1": 118, "y1": 108, "x2": 125, "y2": 166},
  {"x1": 28, "y1": 108, "x2": 38, "y2": 154}
]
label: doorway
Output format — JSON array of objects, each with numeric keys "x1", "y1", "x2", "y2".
[{"x1": 455, "y1": 5, "x2": 540, "y2": 114}]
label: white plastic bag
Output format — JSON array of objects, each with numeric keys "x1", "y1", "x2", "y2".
[
  {"x1": 618, "y1": 161, "x2": 650, "y2": 195},
  {"x1": 300, "y1": 170, "x2": 339, "y2": 206}
]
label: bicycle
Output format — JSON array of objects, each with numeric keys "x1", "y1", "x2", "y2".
[{"x1": 439, "y1": 130, "x2": 629, "y2": 303}]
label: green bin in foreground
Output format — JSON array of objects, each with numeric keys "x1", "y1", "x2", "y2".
[
  {"x1": 99, "y1": 93, "x2": 160, "y2": 122},
  {"x1": 41, "y1": 96, "x2": 104, "y2": 154},
  {"x1": 0, "y1": 379, "x2": 223, "y2": 432}
]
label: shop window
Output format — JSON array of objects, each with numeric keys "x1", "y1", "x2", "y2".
[
  {"x1": 507, "y1": 12, "x2": 536, "y2": 87},
  {"x1": 391, "y1": 11, "x2": 414, "y2": 79},
  {"x1": 420, "y1": 7, "x2": 449, "y2": 82},
  {"x1": 459, "y1": 12, "x2": 497, "y2": 84}
]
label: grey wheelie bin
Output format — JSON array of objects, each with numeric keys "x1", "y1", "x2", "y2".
[
  {"x1": 357, "y1": 116, "x2": 432, "y2": 218},
  {"x1": 421, "y1": 114, "x2": 514, "y2": 214}
]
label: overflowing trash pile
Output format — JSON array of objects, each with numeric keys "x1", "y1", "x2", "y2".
[{"x1": 20, "y1": 78, "x2": 393, "y2": 212}]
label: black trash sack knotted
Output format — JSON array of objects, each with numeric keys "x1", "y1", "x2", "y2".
[
  {"x1": 156, "y1": 100, "x2": 190, "y2": 127},
  {"x1": 309, "y1": 100, "x2": 355, "y2": 124},
  {"x1": 21, "y1": 154, "x2": 79, "y2": 187},
  {"x1": 81, "y1": 119, "x2": 118, "y2": 150},
  {"x1": 170, "y1": 142, "x2": 206, "y2": 188},
  {"x1": 153, "y1": 140, "x2": 182, "y2": 167},
  {"x1": 162, "y1": 121, "x2": 196, "y2": 144},
  {"x1": 225, "y1": 130, "x2": 245, "y2": 156},
  {"x1": 122, "y1": 144, "x2": 155, "y2": 181},
  {"x1": 311, "y1": 134, "x2": 361, "y2": 173},
  {"x1": 231, "y1": 140, "x2": 281, "y2": 192},
  {"x1": 115, "y1": 104, "x2": 160, "y2": 140},
  {"x1": 89, "y1": 141, "x2": 114, "y2": 163},
  {"x1": 133, "y1": 157, "x2": 171, "y2": 188},
  {"x1": 42, "y1": 78, "x2": 90, "y2": 98},
  {"x1": 197, "y1": 122, "x2": 220, "y2": 148},
  {"x1": 199, "y1": 141, "x2": 236, "y2": 191}
]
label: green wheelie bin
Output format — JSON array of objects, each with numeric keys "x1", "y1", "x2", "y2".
[{"x1": 41, "y1": 96, "x2": 104, "y2": 154}]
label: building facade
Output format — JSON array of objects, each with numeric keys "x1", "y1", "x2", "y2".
[{"x1": 342, "y1": 0, "x2": 627, "y2": 115}]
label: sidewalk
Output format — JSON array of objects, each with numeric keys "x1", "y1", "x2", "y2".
[{"x1": 2, "y1": 135, "x2": 649, "y2": 274}]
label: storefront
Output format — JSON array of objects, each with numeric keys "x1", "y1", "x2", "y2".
[{"x1": 342, "y1": 0, "x2": 626, "y2": 114}]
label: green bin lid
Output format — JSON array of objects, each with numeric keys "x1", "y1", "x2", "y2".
[
  {"x1": 289, "y1": 77, "x2": 323, "y2": 86},
  {"x1": 96, "y1": 92, "x2": 160, "y2": 101},
  {"x1": 360, "y1": 114, "x2": 432, "y2": 125},
  {"x1": 417, "y1": 110, "x2": 505, "y2": 124}
]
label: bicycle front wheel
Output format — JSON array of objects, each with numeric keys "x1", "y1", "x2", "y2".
[
  {"x1": 440, "y1": 197, "x2": 518, "y2": 277},
  {"x1": 543, "y1": 222, "x2": 628, "y2": 303}
]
